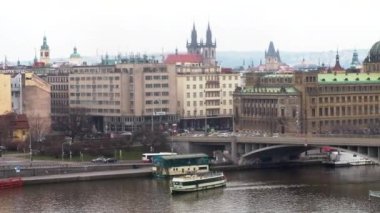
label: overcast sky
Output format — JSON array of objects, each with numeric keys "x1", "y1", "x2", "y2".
[{"x1": 1, "y1": 0, "x2": 379, "y2": 61}]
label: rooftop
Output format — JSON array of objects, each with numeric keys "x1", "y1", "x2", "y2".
[
  {"x1": 239, "y1": 86, "x2": 298, "y2": 94},
  {"x1": 160, "y1": 153, "x2": 208, "y2": 160},
  {"x1": 164, "y1": 54, "x2": 203, "y2": 64},
  {"x1": 318, "y1": 73, "x2": 380, "y2": 84}
]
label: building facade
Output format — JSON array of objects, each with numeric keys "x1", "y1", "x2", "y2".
[
  {"x1": 0, "y1": 74, "x2": 11, "y2": 115},
  {"x1": 68, "y1": 63, "x2": 178, "y2": 132}
]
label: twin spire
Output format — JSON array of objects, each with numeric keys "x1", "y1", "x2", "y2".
[{"x1": 188, "y1": 23, "x2": 216, "y2": 49}]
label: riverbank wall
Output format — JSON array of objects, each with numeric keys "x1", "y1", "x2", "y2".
[
  {"x1": 22, "y1": 167, "x2": 153, "y2": 185},
  {"x1": 0, "y1": 163, "x2": 152, "y2": 179}
]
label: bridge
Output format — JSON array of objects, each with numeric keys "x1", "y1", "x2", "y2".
[{"x1": 172, "y1": 135, "x2": 380, "y2": 165}]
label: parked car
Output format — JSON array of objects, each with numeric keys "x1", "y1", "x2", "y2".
[
  {"x1": 105, "y1": 158, "x2": 117, "y2": 163},
  {"x1": 91, "y1": 157, "x2": 107, "y2": 163}
]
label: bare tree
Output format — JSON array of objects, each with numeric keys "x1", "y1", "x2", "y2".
[
  {"x1": 57, "y1": 108, "x2": 92, "y2": 144},
  {"x1": 132, "y1": 127, "x2": 168, "y2": 152},
  {"x1": 28, "y1": 113, "x2": 50, "y2": 143},
  {"x1": 0, "y1": 113, "x2": 13, "y2": 146}
]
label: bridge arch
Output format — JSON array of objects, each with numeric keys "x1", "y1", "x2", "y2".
[{"x1": 239, "y1": 144, "x2": 380, "y2": 165}]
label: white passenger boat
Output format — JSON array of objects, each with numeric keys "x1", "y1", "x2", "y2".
[
  {"x1": 322, "y1": 150, "x2": 375, "y2": 167},
  {"x1": 170, "y1": 172, "x2": 227, "y2": 194}
]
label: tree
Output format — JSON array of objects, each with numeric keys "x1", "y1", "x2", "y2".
[
  {"x1": 28, "y1": 112, "x2": 49, "y2": 143},
  {"x1": 57, "y1": 108, "x2": 92, "y2": 144},
  {"x1": 132, "y1": 127, "x2": 168, "y2": 152},
  {"x1": 0, "y1": 113, "x2": 13, "y2": 147}
]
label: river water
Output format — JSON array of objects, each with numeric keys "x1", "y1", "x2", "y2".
[{"x1": 1, "y1": 166, "x2": 380, "y2": 213}]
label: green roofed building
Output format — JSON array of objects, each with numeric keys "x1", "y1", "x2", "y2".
[
  {"x1": 152, "y1": 153, "x2": 210, "y2": 177},
  {"x1": 235, "y1": 67, "x2": 380, "y2": 136}
]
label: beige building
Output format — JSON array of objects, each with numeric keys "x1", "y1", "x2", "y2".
[
  {"x1": 68, "y1": 63, "x2": 178, "y2": 132},
  {"x1": 175, "y1": 64, "x2": 240, "y2": 130},
  {"x1": 23, "y1": 72, "x2": 51, "y2": 136},
  {"x1": 0, "y1": 74, "x2": 11, "y2": 115}
]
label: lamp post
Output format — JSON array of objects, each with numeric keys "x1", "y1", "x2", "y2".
[
  {"x1": 151, "y1": 99, "x2": 161, "y2": 132},
  {"x1": 29, "y1": 133, "x2": 32, "y2": 166},
  {"x1": 204, "y1": 90, "x2": 207, "y2": 136},
  {"x1": 61, "y1": 142, "x2": 65, "y2": 161}
]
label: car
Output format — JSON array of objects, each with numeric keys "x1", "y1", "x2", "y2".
[
  {"x1": 104, "y1": 158, "x2": 117, "y2": 163},
  {"x1": 91, "y1": 157, "x2": 107, "y2": 163},
  {"x1": 0, "y1": 146, "x2": 6, "y2": 151}
]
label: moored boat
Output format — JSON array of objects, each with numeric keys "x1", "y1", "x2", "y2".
[
  {"x1": 170, "y1": 172, "x2": 226, "y2": 194},
  {"x1": 322, "y1": 150, "x2": 375, "y2": 167}
]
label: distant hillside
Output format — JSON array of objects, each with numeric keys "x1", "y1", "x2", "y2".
[{"x1": 217, "y1": 49, "x2": 369, "y2": 69}]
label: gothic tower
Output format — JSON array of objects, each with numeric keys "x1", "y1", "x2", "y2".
[
  {"x1": 186, "y1": 23, "x2": 201, "y2": 54},
  {"x1": 40, "y1": 35, "x2": 50, "y2": 65},
  {"x1": 202, "y1": 23, "x2": 217, "y2": 66},
  {"x1": 265, "y1": 41, "x2": 281, "y2": 71}
]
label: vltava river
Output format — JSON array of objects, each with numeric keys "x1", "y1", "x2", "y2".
[{"x1": 1, "y1": 166, "x2": 380, "y2": 212}]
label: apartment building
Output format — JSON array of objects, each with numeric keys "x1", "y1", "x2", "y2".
[
  {"x1": 175, "y1": 64, "x2": 240, "y2": 131},
  {"x1": 68, "y1": 63, "x2": 178, "y2": 132},
  {"x1": 0, "y1": 73, "x2": 11, "y2": 115}
]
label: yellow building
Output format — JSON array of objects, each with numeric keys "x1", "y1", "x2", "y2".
[{"x1": 0, "y1": 74, "x2": 11, "y2": 115}]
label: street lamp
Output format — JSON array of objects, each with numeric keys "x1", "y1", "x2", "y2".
[
  {"x1": 204, "y1": 90, "x2": 208, "y2": 136},
  {"x1": 151, "y1": 99, "x2": 161, "y2": 132},
  {"x1": 61, "y1": 142, "x2": 65, "y2": 161},
  {"x1": 29, "y1": 133, "x2": 32, "y2": 166}
]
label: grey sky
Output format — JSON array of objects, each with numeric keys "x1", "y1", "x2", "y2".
[{"x1": 1, "y1": 0, "x2": 379, "y2": 61}]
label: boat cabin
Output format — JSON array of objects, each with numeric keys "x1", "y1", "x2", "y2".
[{"x1": 152, "y1": 153, "x2": 209, "y2": 177}]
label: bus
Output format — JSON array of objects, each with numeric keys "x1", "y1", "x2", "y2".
[{"x1": 142, "y1": 152, "x2": 177, "y2": 163}]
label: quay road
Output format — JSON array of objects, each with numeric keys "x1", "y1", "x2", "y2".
[{"x1": 173, "y1": 135, "x2": 380, "y2": 147}]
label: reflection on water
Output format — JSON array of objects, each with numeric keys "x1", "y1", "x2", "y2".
[{"x1": 1, "y1": 166, "x2": 380, "y2": 212}]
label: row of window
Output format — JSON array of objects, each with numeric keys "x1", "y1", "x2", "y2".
[
  {"x1": 145, "y1": 92, "x2": 169, "y2": 96},
  {"x1": 186, "y1": 83, "x2": 238, "y2": 90},
  {"x1": 69, "y1": 100, "x2": 121, "y2": 105},
  {"x1": 314, "y1": 95, "x2": 380, "y2": 104},
  {"x1": 71, "y1": 68, "x2": 115, "y2": 73},
  {"x1": 314, "y1": 105, "x2": 380, "y2": 117},
  {"x1": 186, "y1": 91, "x2": 233, "y2": 99},
  {"x1": 52, "y1": 93, "x2": 68, "y2": 99},
  {"x1": 312, "y1": 118, "x2": 380, "y2": 128},
  {"x1": 185, "y1": 109, "x2": 226, "y2": 116},
  {"x1": 52, "y1": 85, "x2": 68, "y2": 90},
  {"x1": 145, "y1": 100, "x2": 169, "y2": 105},
  {"x1": 185, "y1": 99, "x2": 233, "y2": 107},
  {"x1": 48, "y1": 77, "x2": 68, "y2": 83},
  {"x1": 70, "y1": 85, "x2": 120, "y2": 89},
  {"x1": 143, "y1": 67, "x2": 167, "y2": 73},
  {"x1": 318, "y1": 85, "x2": 380, "y2": 93},
  {"x1": 185, "y1": 75, "x2": 238, "y2": 81},
  {"x1": 145, "y1": 83, "x2": 169, "y2": 88},
  {"x1": 70, "y1": 76, "x2": 120, "y2": 81},
  {"x1": 70, "y1": 93, "x2": 120, "y2": 97},
  {"x1": 144, "y1": 75, "x2": 169, "y2": 80}
]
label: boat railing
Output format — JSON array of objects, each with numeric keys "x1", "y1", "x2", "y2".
[{"x1": 369, "y1": 190, "x2": 380, "y2": 200}]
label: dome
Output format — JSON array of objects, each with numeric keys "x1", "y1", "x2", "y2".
[
  {"x1": 365, "y1": 41, "x2": 380, "y2": 63},
  {"x1": 70, "y1": 47, "x2": 81, "y2": 58}
]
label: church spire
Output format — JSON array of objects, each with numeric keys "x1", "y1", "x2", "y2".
[
  {"x1": 332, "y1": 50, "x2": 343, "y2": 71},
  {"x1": 190, "y1": 23, "x2": 198, "y2": 46},
  {"x1": 206, "y1": 22, "x2": 212, "y2": 46}
]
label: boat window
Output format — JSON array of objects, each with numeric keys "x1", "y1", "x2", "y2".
[
  {"x1": 199, "y1": 166, "x2": 208, "y2": 170},
  {"x1": 353, "y1": 154, "x2": 357, "y2": 157}
]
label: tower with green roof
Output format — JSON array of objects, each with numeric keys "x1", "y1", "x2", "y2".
[{"x1": 40, "y1": 35, "x2": 50, "y2": 65}]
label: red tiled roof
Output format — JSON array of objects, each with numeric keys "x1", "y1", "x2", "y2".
[{"x1": 164, "y1": 54, "x2": 203, "y2": 64}]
